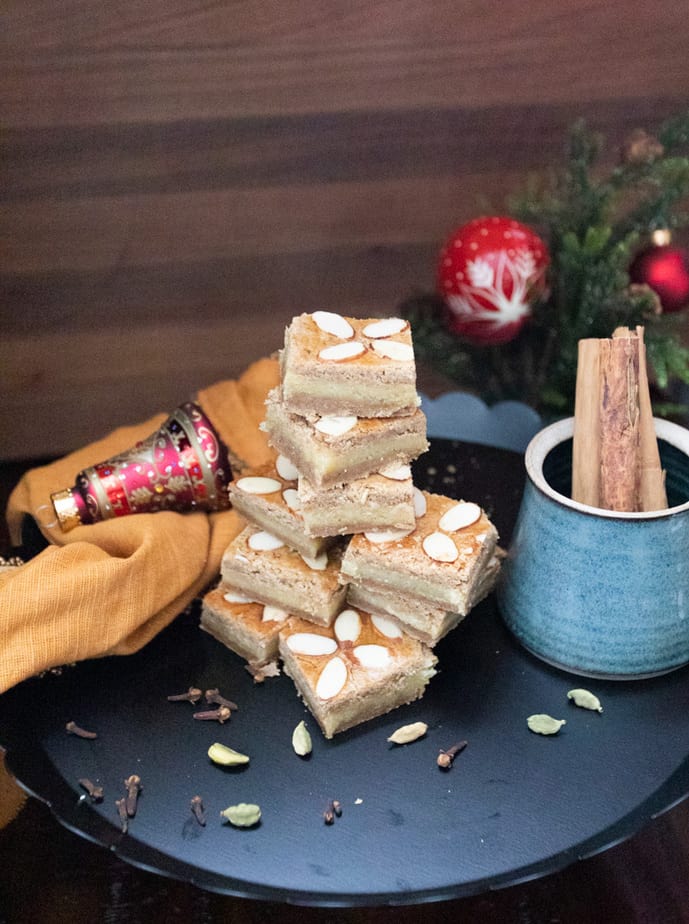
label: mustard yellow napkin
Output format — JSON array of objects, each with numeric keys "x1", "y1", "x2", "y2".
[{"x1": 0, "y1": 357, "x2": 280, "y2": 695}]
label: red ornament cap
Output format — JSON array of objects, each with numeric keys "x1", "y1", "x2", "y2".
[{"x1": 437, "y1": 216, "x2": 550, "y2": 345}]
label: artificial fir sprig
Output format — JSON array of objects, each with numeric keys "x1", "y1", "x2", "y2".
[{"x1": 402, "y1": 115, "x2": 689, "y2": 417}]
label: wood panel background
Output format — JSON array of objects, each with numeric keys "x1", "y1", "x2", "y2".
[{"x1": 2, "y1": 0, "x2": 689, "y2": 460}]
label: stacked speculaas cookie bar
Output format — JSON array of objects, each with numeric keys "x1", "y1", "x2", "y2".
[
  {"x1": 280, "y1": 312, "x2": 420, "y2": 418},
  {"x1": 340, "y1": 491, "x2": 502, "y2": 646}
]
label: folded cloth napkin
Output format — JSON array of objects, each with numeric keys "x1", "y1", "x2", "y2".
[{"x1": 0, "y1": 357, "x2": 280, "y2": 695}]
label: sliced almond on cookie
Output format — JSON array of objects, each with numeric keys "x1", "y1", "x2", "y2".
[
  {"x1": 370, "y1": 340, "x2": 414, "y2": 362},
  {"x1": 223, "y1": 589, "x2": 256, "y2": 604},
  {"x1": 334, "y1": 608, "x2": 362, "y2": 643},
  {"x1": 378, "y1": 462, "x2": 411, "y2": 481},
  {"x1": 371, "y1": 614, "x2": 403, "y2": 638},
  {"x1": 362, "y1": 318, "x2": 409, "y2": 338},
  {"x1": 312, "y1": 311, "x2": 354, "y2": 339},
  {"x1": 248, "y1": 531, "x2": 285, "y2": 552},
  {"x1": 363, "y1": 527, "x2": 414, "y2": 544},
  {"x1": 300, "y1": 551, "x2": 328, "y2": 571},
  {"x1": 318, "y1": 341, "x2": 366, "y2": 362},
  {"x1": 314, "y1": 415, "x2": 358, "y2": 437},
  {"x1": 413, "y1": 487, "x2": 428, "y2": 518},
  {"x1": 286, "y1": 633, "x2": 338, "y2": 656},
  {"x1": 282, "y1": 487, "x2": 301, "y2": 510},
  {"x1": 422, "y1": 531, "x2": 458, "y2": 562},
  {"x1": 316, "y1": 656, "x2": 348, "y2": 699},
  {"x1": 438, "y1": 502, "x2": 481, "y2": 532},
  {"x1": 353, "y1": 644, "x2": 390, "y2": 670},
  {"x1": 261, "y1": 605, "x2": 290, "y2": 623},
  {"x1": 276, "y1": 454, "x2": 300, "y2": 481},
  {"x1": 235, "y1": 476, "x2": 282, "y2": 495}
]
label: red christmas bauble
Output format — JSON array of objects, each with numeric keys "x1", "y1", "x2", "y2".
[
  {"x1": 437, "y1": 216, "x2": 550, "y2": 345},
  {"x1": 629, "y1": 243, "x2": 689, "y2": 313}
]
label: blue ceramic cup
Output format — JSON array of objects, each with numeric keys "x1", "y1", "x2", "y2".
[{"x1": 498, "y1": 416, "x2": 689, "y2": 678}]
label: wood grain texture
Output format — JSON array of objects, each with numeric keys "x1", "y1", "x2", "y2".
[
  {"x1": 2, "y1": 1, "x2": 688, "y2": 126},
  {"x1": 2, "y1": 0, "x2": 689, "y2": 458}
]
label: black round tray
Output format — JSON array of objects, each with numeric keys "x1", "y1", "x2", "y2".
[{"x1": 1, "y1": 438, "x2": 688, "y2": 907}]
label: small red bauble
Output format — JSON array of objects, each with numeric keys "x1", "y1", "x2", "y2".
[
  {"x1": 629, "y1": 243, "x2": 689, "y2": 313},
  {"x1": 437, "y1": 216, "x2": 550, "y2": 345}
]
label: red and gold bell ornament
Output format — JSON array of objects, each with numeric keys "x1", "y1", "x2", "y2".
[{"x1": 50, "y1": 402, "x2": 231, "y2": 532}]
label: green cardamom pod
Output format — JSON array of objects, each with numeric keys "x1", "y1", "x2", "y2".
[
  {"x1": 387, "y1": 721, "x2": 428, "y2": 745},
  {"x1": 208, "y1": 742, "x2": 250, "y2": 766},
  {"x1": 292, "y1": 720, "x2": 312, "y2": 756},
  {"x1": 220, "y1": 803, "x2": 261, "y2": 828},
  {"x1": 527, "y1": 714, "x2": 566, "y2": 735},
  {"x1": 567, "y1": 688, "x2": 603, "y2": 713}
]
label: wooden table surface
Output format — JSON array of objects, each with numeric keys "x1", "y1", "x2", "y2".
[
  {"x1": 1, "y1": 460, "x2": 689, "y2": 924},
  {"x1": 4, "y1": 0, "x2": 689, "y2": 462}
]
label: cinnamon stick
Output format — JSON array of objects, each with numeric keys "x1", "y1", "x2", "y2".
[
  {"x1": 572, "y1": 339, "x2": 602, "y2": 507},
  {"x1": 635, "y1": 326, "x2": 668, "y2": 511},
  {"x1": 598, "y1": 331, "x2": 640, "y2": 511}
]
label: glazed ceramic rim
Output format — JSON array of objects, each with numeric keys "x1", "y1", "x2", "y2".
[{"x1": 525, "y1": 416, "x2": 689, "y2": 520}]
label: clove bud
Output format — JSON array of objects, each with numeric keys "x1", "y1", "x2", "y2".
[
  {"x1": 323, "y1": 798, "x2": 342, "y2": 824},
  {"x1": 123, "y1": 774, "x2": 142, "y2": 817},
  {"x1": 65, "y1": 720, "x2": 97, "y2": 739},
  {"x1": 190, "y1": 795, "x2": 206, "y2": 827},
  {"x1": 193, "y1": 706, "x2": 232, "y2": 723},
  {"x1": 115, "y1": 797, "x2": 128, "y2": 833},
  {"x1": 205, "y1": 688, "x2": 239, "y2": 711},
  {"x1": 437, "y1": 740, "x2": 468, "y2": 770},
  {"x1": 167, "y1": 687, "x2": 203, "y2": 704}
]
